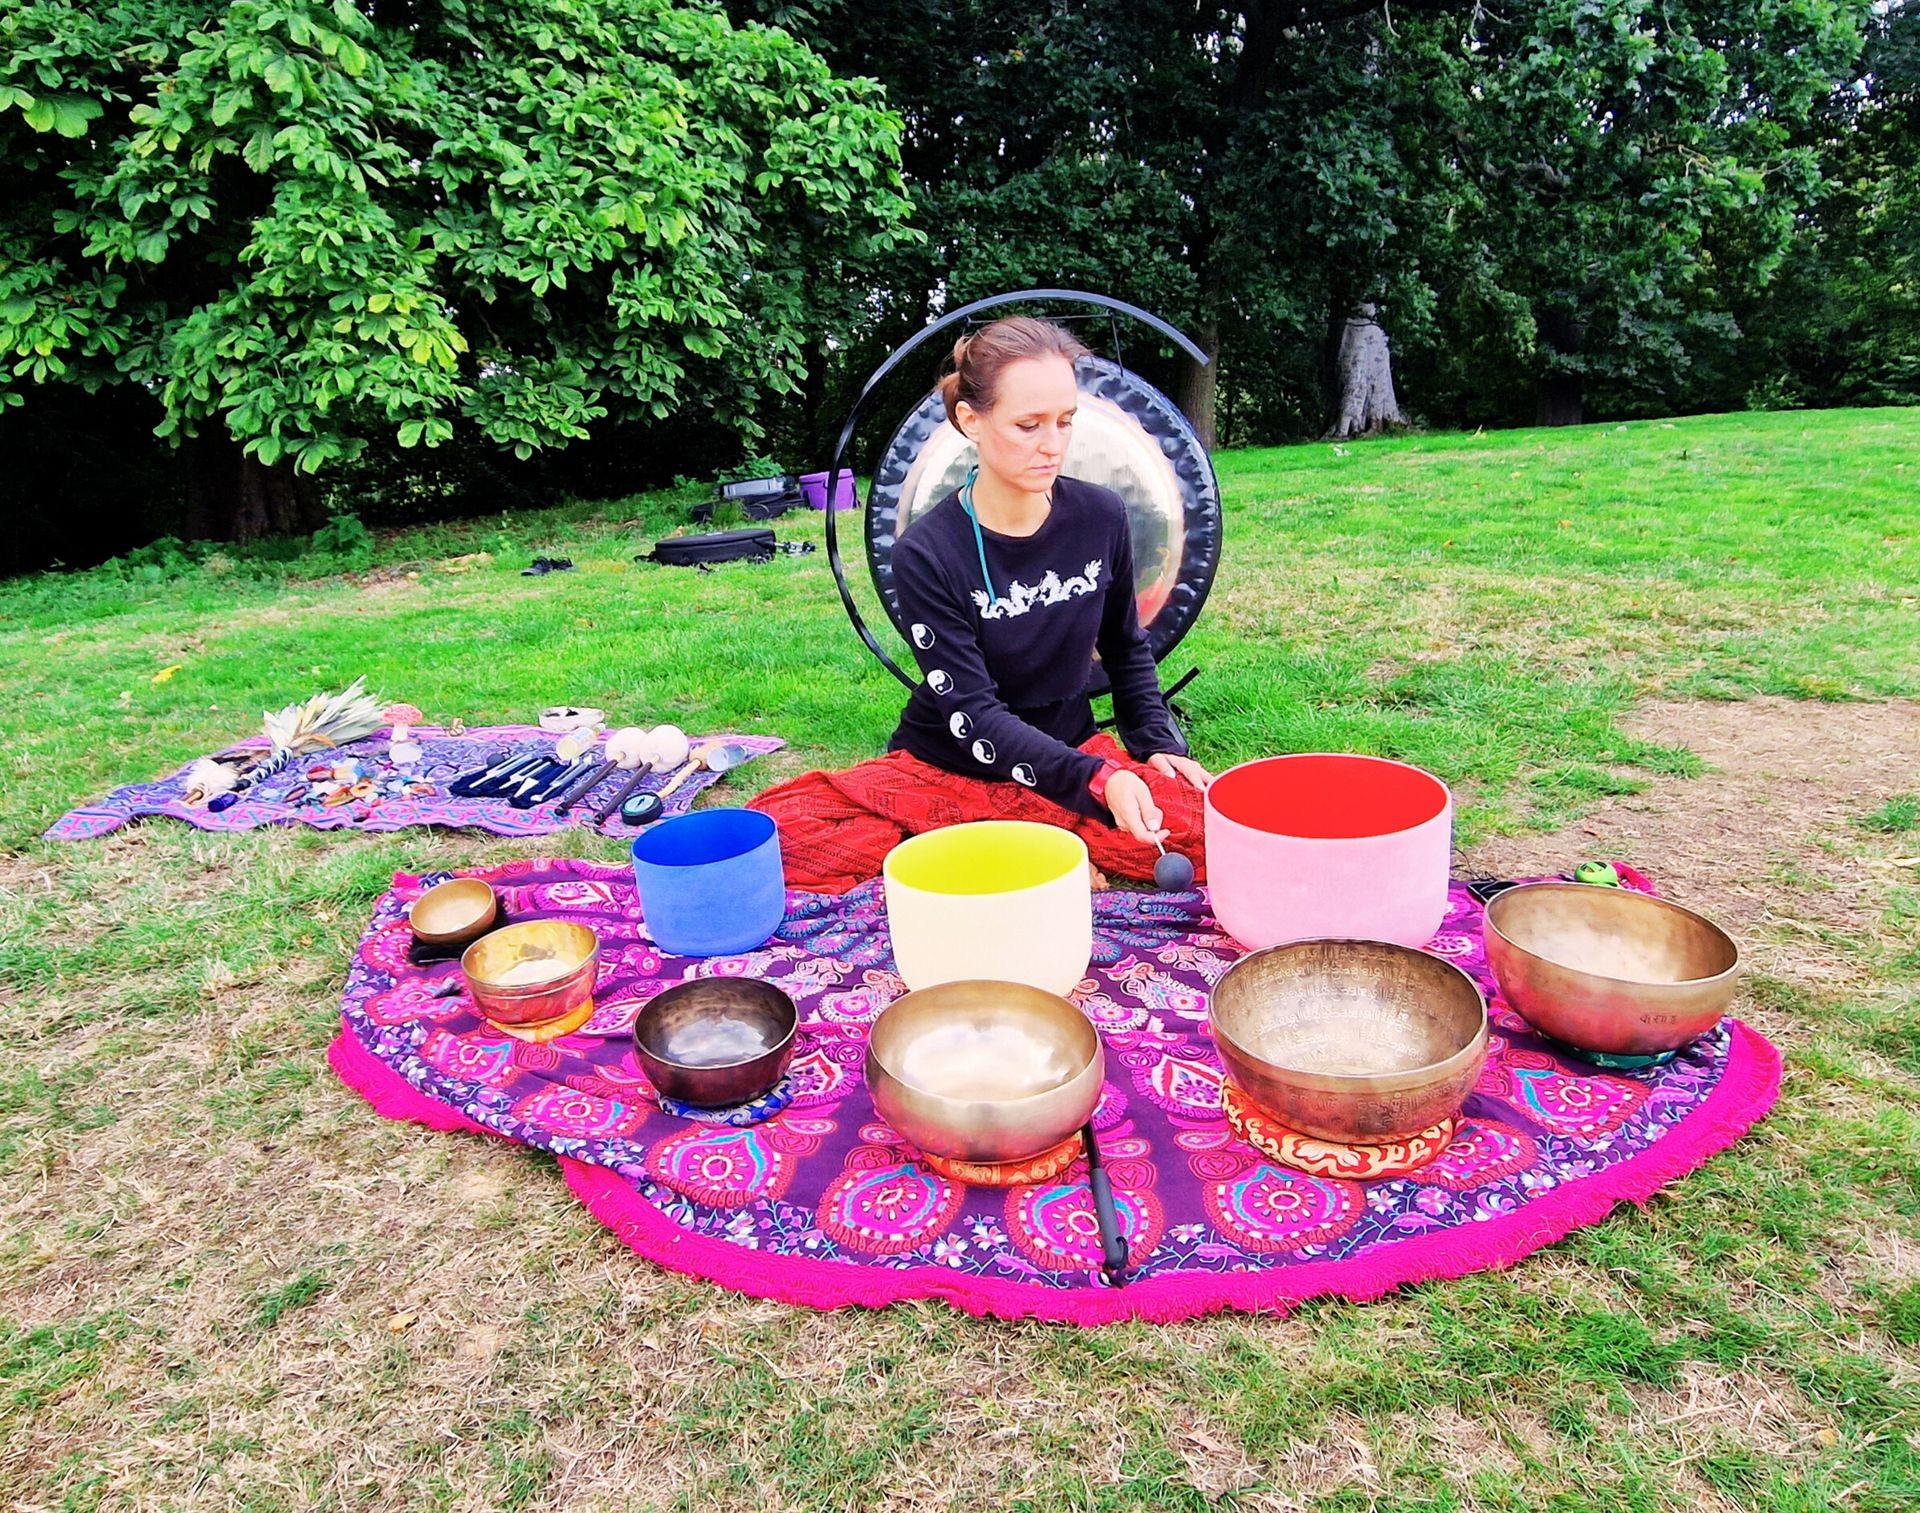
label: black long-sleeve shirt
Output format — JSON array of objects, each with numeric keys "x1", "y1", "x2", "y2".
[{"x1": 887, "y1": 476, "x2": 1187, "y2": 818}]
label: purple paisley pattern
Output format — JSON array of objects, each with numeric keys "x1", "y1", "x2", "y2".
[
  {"x1": 337, "y1": 859, "x2": 1746, "y2": 1292},
  {"x1": 47, "y1": 725, "x2": 782, "y2": 840}
]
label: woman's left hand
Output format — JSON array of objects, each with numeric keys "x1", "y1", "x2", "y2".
[{"x1": 1147, "y1": 753, "x2": 1213, "y2": 791}]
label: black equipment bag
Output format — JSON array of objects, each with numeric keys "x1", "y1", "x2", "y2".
[
  {"x1": 690, "y1": 489, "x2": 805, "y2": 524},
  {"x1": 641, "y1": 527, "x2": 815, "y2": 569},
  {"x1": 643, "y1": 527, "x2": 777, "y2": 567}
]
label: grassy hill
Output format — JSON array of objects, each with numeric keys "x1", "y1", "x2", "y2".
[{"x1": 1, "y1": 407, "x2": 1915, "y2": 1511}]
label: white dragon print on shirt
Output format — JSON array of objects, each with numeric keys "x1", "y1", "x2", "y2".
[{"x1": 972, "y1": 559, "x2": 1104, "y2": 620}]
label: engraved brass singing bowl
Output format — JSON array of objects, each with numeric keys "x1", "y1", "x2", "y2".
[
  {"x1": 1209, "y1": 940, "x2": 1489, "y2": 1143},
  {"x1": 408, "y1": 877, "x2": 498, "y2": 947},
  {"x1": 865, "y1": 981, "x2": 1105, "y2": 1164},
  {"x1": 1484, "y1": 883, "x2": 1740, "y2": 1057},
  {"x1": 634, "y1": 977, "x2": 798, "y2": 1107},
  {"x1": 460, "y1": 920, "x2": 599, "y2": 1027}
]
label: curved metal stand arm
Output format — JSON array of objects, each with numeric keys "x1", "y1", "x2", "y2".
[{"x1": 821, "y1": 290, "x2": 1212, "y2": 691}]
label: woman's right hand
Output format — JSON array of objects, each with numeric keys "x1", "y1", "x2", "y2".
[{"x1": 1102, "y1": 769, "x2": 1166, "y2": 846}]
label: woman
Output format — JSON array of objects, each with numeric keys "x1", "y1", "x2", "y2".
[{"x1": 751, "y1": 316, "x2": 1212, "y2": 892}]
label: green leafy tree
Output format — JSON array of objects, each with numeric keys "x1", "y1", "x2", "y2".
[
  {"x1": 727, "y1": 0, "x2": 1209, "y2": 455},
  {"x1": 736, "y1": 4, "x2": 1485, "y2": 446},
  {"x1": 743, "y1": 0, "x2": 1873, "y2": 447},
  {"x1": 1432, "y1": 0, "x2": 1869, "y2": 425},
  {"x1": 0, "y1": 0, "x2": 912, "y2": 538},
  {"x1": 1719, "y1": 1, "x2": 1920, "y2": 409}
]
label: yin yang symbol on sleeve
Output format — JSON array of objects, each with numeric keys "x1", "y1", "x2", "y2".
[
  {"x1": 1011, "y1": 763, "x2": 1037, "y2": 787},
  {"x1": 949, "y1": 711, "x2": 972, "y2": 740},
  {"x1": 971, "y1": 739, "x2": 997, "y2": 766},
  {"x1": 911, "y1": 624, "x2": 935, "y2": 650},
  {"x1": 927, "y1": 669, "x2": 953, "y2": 696}
]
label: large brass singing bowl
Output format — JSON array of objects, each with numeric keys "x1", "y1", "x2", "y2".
[
  {"x1": 865, "y1": 980, "x2": 1104, "y2": 1164},
  {"x1": 1484, "y1": 883, "x2": 1741, "y2": 1057},
  {"x1": 633, "y1": 977, "x2": 798, "y2": 1108},
  {"x1": 460, "y1": 920, "x2": 599, "y2": 1027},
  {"x1": 1209, "y1": 940, "x2": 1489, "y2": 1143}
]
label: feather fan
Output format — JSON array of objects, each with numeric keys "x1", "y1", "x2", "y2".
[{"x1": 197, "y1": 677, "x2": 387, "y2": 809}]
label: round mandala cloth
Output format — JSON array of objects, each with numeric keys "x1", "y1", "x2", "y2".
[{"x1": 332, "y1": 860, "x2": 1781, "y2": 1324}]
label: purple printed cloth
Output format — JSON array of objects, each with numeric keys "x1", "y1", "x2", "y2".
[
  {"x1": 331, "y1": 858, "x2": 1780, "y2": 1323},
  {"x1": 46, "y1": 725, "x2": 783, "y2": 841}
]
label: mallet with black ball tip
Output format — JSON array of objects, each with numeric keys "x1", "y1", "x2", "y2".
[{"x1": 1151, "y1": 835, "x2": 1195, "y2": 892}]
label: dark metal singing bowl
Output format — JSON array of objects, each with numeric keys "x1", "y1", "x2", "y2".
[
  {"x1": 1484, "y1": 883, "x2": 1740, "y2": 1057},
  {"x1": 1209, "y1": 940, "x2": 1489, "y2": 1143},
  {"x1": 865, "y1": 981, "x2": 1104, "y2": 1164},
  {"x1": 633, "y1": 978, "x2": 798, "y2": 1107}
]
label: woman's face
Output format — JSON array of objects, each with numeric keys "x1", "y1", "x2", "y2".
[{"x1": 955, "y1": 355, "x2": 1078, "y2": 494}]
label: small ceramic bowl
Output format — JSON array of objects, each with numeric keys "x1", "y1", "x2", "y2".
[{"x1": 409, "y1": 878, "x2": 499, "y2": 948}]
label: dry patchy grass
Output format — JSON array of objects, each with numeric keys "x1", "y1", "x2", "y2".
[{"x1": 4, "y1": 412, "x2": 1919, "y2": 1510}]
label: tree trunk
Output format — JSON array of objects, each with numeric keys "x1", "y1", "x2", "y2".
[
  {"x1": 1534, "y1": 305, "x2": 1588, "y2": 426},
  {"x1": 1175, "y1": 311, "x2": 1221, "y2": 451},
  {"x1": 1535, "y1": 373, "x2": 1585, "y2": 427},
  {"x1": 1327, "y1": 303, "x2": 1407, "y2": 439},
  {"x1": 1172, "y1": 2, "x2": 1282, "y2": 455},
  {"x1": 797, "y1": 336, "x2": 830, "y2": 459},
  {"x1": 183, "y1": 431, "x2": 323, "y2": 542}
]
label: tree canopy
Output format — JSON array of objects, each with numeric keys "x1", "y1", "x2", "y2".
[
  {"x1": 741, "y1": 0, "x2": 1874, "y2": 443},
  {"x1": 0, "y1": 0, "x2": 1904, "y2": 564},
  {"x1": 1, "y1": 0, "x2": 913, "y2": 536}
]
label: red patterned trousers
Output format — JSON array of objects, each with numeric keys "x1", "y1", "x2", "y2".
[{"x1": 747, "y1": 734, "x2": 1207, "y2": 895}]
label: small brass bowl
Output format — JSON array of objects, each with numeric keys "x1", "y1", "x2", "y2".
[
  {"x1": 865, "y1": 980, "x2": 1104, "y2": 1164},
  {"x1": 633, "y1": 978, "x2": 799, "y2": 1108},
  {"x1": 1484, "y1": 883, "x2": 1740, "y2": 1058},
  {"x1": 1210, "y1": 940, "x2": 1488, "y2": 1143},
  {"x1": 409, "y1": 878, "x2": 499, "y2": 948},
  {"x1": 460, "y1": 920, "x2": 598, "y2": 1028}
]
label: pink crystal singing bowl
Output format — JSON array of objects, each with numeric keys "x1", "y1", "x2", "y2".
[{"x1": 1204, "y1": 754, "x2": 1453, "y2": 951}]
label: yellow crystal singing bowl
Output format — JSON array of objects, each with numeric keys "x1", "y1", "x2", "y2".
[{"x1": 882, "y1": 821, "x2": 1093, "y2": 996}]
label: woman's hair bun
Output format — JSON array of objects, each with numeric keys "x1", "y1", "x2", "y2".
[{"x1": 939, "y1": 317, "x2": 1089, "y2": 426}]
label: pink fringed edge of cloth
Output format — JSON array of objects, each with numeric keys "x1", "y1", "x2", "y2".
[{"x1": 328, "y1": 1019, "x2": 1781, "y2": 1327}]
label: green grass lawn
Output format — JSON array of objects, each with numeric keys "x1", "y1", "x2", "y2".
[{"x1": 1, "y1": 407, "x2": 1916, "y2": 1511}]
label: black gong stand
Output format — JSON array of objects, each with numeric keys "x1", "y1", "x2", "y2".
[{"x1": 818, "y1": 289, "x2": 1221, "y2": 710}]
